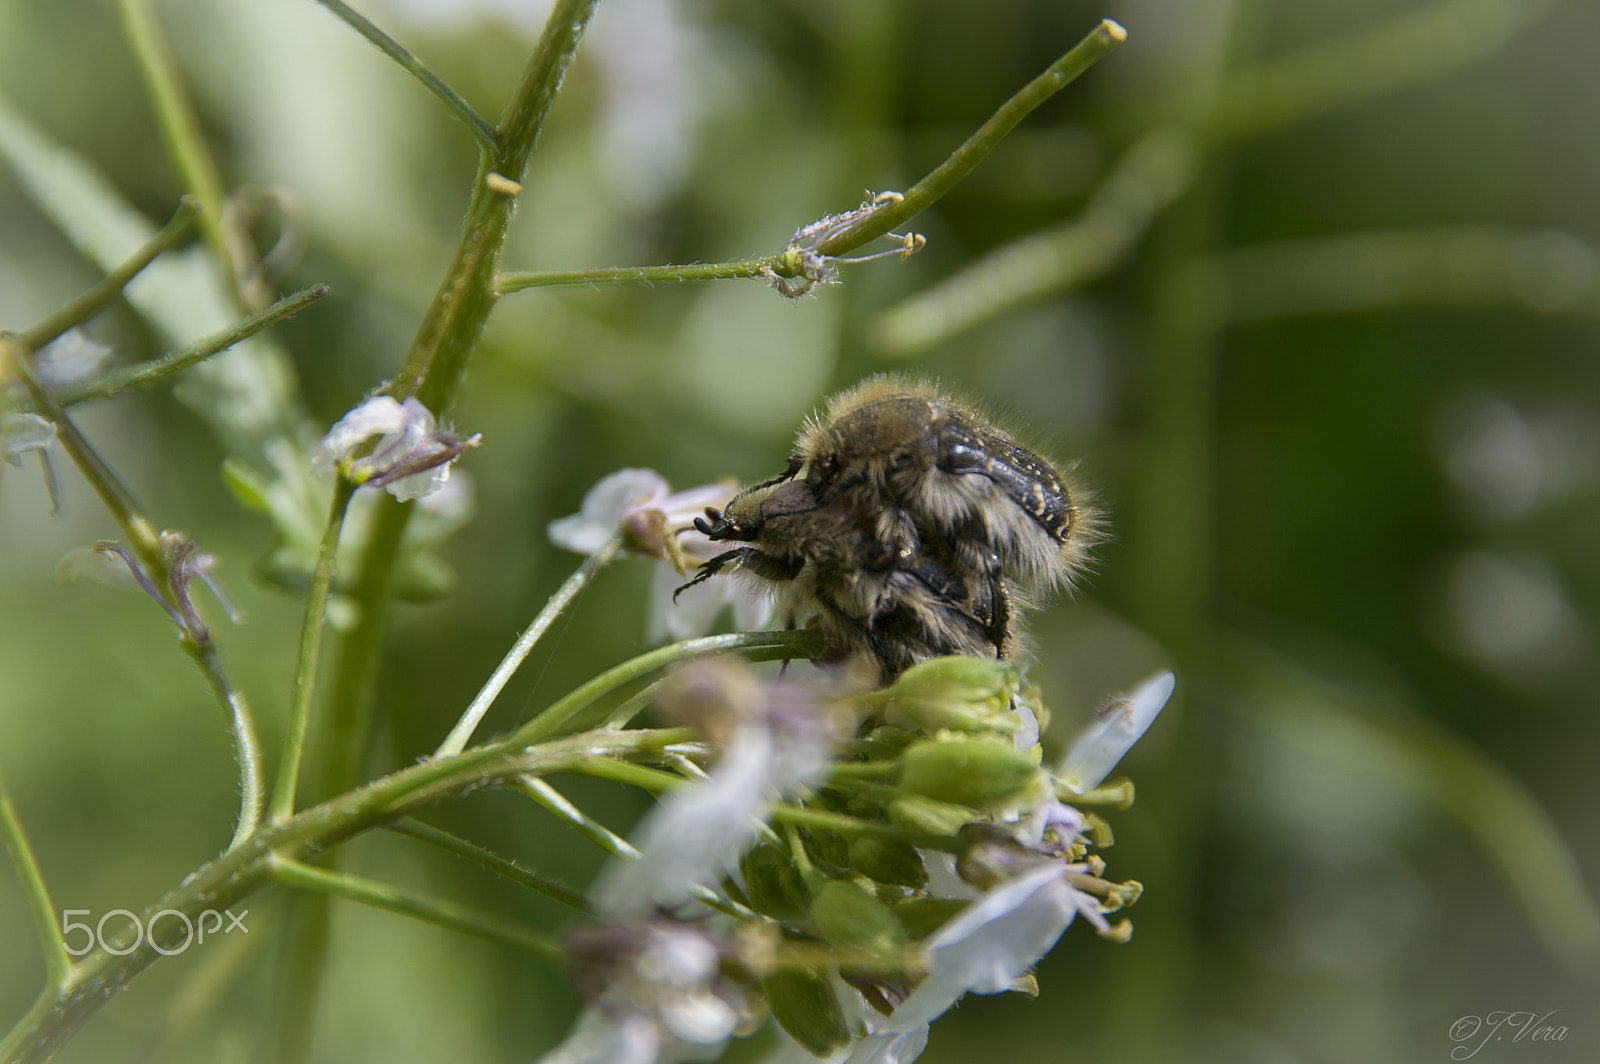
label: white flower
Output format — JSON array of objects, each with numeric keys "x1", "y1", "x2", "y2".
[
  {"x1": 537, "y1": 1008, "x2": 661, "y2": 1064},
  {"x1": 594, "y1": 665, "x2": 836, "y2": 919},
  {"x1": 549, "y1": 469, "x2": 774, "y2": 642},
  {"x1": 846, "y1": 862, "x2": 1100, "y2": 1064},
  {"x1": 312, "y1": 395, "x2": 479, "y2": 501},
  {"x1": 544, "y1": 921, "x2": 748, "y2": 1064},
  {"x1": 34, "y1": 329, "x2": 112, "y2": 388},
  {"x1": 1056, "y1": 671, "x2": 1175, "y2": 794}
]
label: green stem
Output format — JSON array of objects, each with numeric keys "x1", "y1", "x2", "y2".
[
  {"x1": 113, "y1": 0, "x2": 235, "y2": 293},
  {"x1": 270, "y1": 478, "x2": 357, "y2": 823},
  {"x1": 813, "y1": 19, "x2": 1127, "y2": 257},
  {"x1": 597, "y1": 679, "x2": 663, "y2": 730},
  {"x1": 514, "y1": 776, "x2": 640, "y2": 859},
  {"x1": 19, "y1": 197, "x2": 198, "y2": 351},
  {"x1": 312, "y1": 0, "x2": 498, "y2": 149},
  {"x1": 386, "y1": 817, "x2": 589, "y2": 912},
  {"x1": 512, "y1": 734, "x2": 780, "y2": 922},
  {"x1": 567, "y1": 758, "x2": 943, "y2": 845},
  {"x1": 0, "y1": 763, "x2": 72, "y2": 987},
  {"x1": 3, "y1": 337, "x2": 161, "y2": 563},
  {"x1": 435, "y1": 529, "x2": 626, "y2": 758},
  {"x1": 496, "y1": 256, "x2": 781, "y2": 294},
  {"x1": 270, "y1": 857, "x2": 561, "y2": 959},
  {"x1": 187, "y1": 640, "x2": 265, "y2": 851},
  {"x1": 44, "y1": 285, "x2": 330, "y2": 410},
  {"x1": 511, "y1": 629, "x2": 824, "y2": 745},
  {"x1": 265, "y1": 7, "x2": 598, "y2": 1057},
  {"x1": 387, "y1": 0, "x2": 601, "y2": 410},
  {"x1": 271, "y1": 492, "x2": 408, "y2": 1064}
]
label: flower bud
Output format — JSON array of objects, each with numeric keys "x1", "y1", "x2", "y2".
[
  {"x1": 898, "y1": 737, "x2": 1045, "y2": 811},
  {"x1": 763, "y1": 969, "x2": 851, "y2": 1056},
  {"x1": 955, "y1": 825, "x2": 1051, "y2": 891},
  {"x1": 867, "y1": 656, "x2": 1024, "y2": 737},
  {"x1": 810, "y1": 880, "x2": 907, "y2": 957}
]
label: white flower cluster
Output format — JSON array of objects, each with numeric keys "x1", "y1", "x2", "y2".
[{"x1": 528, "y1": 496, "x2": 1175, "y2": 1064}]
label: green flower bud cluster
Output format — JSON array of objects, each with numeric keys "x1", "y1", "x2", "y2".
[{"x1": 733, "y1": 655, "x2": 1146, "y2": 1052}]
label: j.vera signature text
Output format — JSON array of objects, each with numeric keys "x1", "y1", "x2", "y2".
[{"x1": 1449, "y1": 1011, "x2": 1568, "y2": 1060}]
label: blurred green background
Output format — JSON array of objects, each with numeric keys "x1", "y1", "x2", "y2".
[{"x1": 2, "y1": 0, "x2": 1598, "y2": 1061}]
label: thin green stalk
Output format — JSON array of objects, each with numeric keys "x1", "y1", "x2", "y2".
[
  {"x1": 386, "y1": 817, "x2": 589, "y2": 912},
  {"x1": 813, "y1": 18, "x2": 1127, "y2": 257},
  {"x1": 271, "y1": 478, "x2": 357, "y2": 823},
  {"x1": 496, "y1": 256, "x2": 780, "y2": 294},
  {"x1": 496, "y1": 20, "x2": 1127, "y2": 297},
  {"x1": 46, "y1": 285, "x2": 330, "y2": 409},
  {"x1": 435, "y1": 529, "x2": 626, "y2": 758},
  {"x1": 598, "y1": 679, "x2": 663, "y2": 730},
  {"x1": 188, "y1": 641, "x2": 265, "y2": 851},
  {"x1": 521, "y1": 768, "x2": 768, "y2": 922},
  {"x1": 388, "y1": 0, "x2": 600, "y2": 409},
  {"x1": 113, "y1": 0, "x2": 235, "y2": 292},
  {"x1": 270, "y1": 491, "x2": 408, "y2": 1064},
  {"x1": 11, "y1": 335, "x2": 266, "y2": 858},
  {"x1": 270, "y1": 857, "x2": 561, "y2": 958},
  {"x1": 312, "y1": 0, "x2": 498, "y2": 150},
  {"x1": 3, "y1": 336, "x2": 160, "y2": 562},
  {"x1": 511, "y1": 629, "x2": 824, "y2": 745},
  {"x1": 514, "y1": 776, "x2": 640, "y2": 859},
  {"x1": 267, "y1": 8, "x2": 599, "y2": 1056},
  {"x1": 19, "y1": 197, "x2": 198, "y2": 351},
  {"x1": 0, "y1": 764, "x2": 72, "y2": 987},
  {"x1": 566, "y1": 757, "x2": 946, "y2": 846}
]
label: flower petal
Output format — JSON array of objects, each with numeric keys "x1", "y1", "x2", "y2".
[
  {"x1": 877, "y1": 863, "x2": 1080, "y2": 1033},
  {"x1": 1, "y1": 413, "x2": 56, "y2": 462},
  {"x1": 594, "y1": 723, "x2": 779, "y2": 918},
  {"x1": 312, "y1": 395, "x2": 407, "y2": 475},
  {"x1": 1056, "y1": 671, "x2": 1175, "y2": 794},
  {"x1": 536, "y1": 1008, "x2": 661, "y2": 1064},
  {"x1": 550, "y1": 468, "x2": 670, "y2": 554}
]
